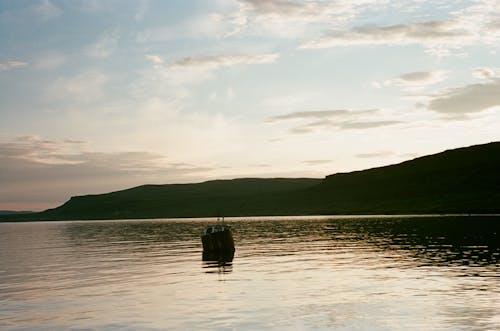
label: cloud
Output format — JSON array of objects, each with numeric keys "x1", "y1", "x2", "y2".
[
  {"x1": 0, "y1": 61, "x2": 28, "y2": 71},
  {"x1": 1, "y1": 135, "x2": 88, "y2": 165},
  {"x1": 0, "y1": 0, "x2": 62, "y2": 22},
  {"x1": 298, "y1": 1, "x2": 500, "y2": 53},
  {"x1": 426, "y1": 78, "x2": 500, "y2": 115},
  {"x1": 302, "y1": 159, "x2": 333, "y2": 166},
  {"x1": 472, "y1": 67, "x2": 500, "y2": 80},
  {"x1": 355, "y1": 151, "x2": 395, "y2": 158},
  {"x1": 300, "y1": 20, "x2": 472, "y2": 49},
  {"x1": 284, "y1": 119, "x2": 402, "y2": 133},
  {"x1": 135, "y1": 13, "x2": 228, "y2": 42},
  {"x1": 86, "y1": 30, "x2": 119, "y2": 58},
  {"x1": 423, "y1": 47, "x2": 468, "y2": 58},
  {"x1": 399, "y1": 71, "x2": 446, "y2": 84},
  {"x1": 421, "y1": 68, "x2": 500, "y2": 116},
  {"x1": 64, "y1": 139, "x2": 88, "y2": 144},
  {"x1": 46, "y1": 70, "x2": 108, "y2": 104},
  {"x1": 170, "y1": 53, "x2": 279, "y2": 70},
  {"x1": 243, "y1": 0, "x2": 351, "y2": 22},
  {"x1": 267, "y1": 109, "x2": 376, "y2": 122},
  {"x1": 231, "y1": 0, "x2": 386, "y2": 37},
  {"x1": 488, "y1": 21, "x2": 500, "y2": 31},
  {"x1": 140, "y1": 53, "x2": 278, "y2": 97},
  {"x1": 34, "y1": 51, "x2": 66, "y2": 69},
  {"x1": 145, "y1": 54, "x2": 164, "y2": 65},
  {"x1": 372, "y1": 70, "x2": 448, "y2": 91},
  {"x1": 338, "y1": 120, "x2": 403, "y2": 130},
  {"x1": 138, "y1": 53, "x2": 278, "y2": 114},
  {"x1": 250, "y1": 163, "x2": 272, "y2": 168},
  {"x1": 267, "y1": 109, "x2": 401, "y2": 134},
  {"x1": 0, "y1": 135, "x2": 213, "y2": 210},
  {"x1": 453, "y1": 0, "x2": 500, "y2": 37}
]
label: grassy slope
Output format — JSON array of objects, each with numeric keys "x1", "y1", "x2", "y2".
[{"x1": 2, "y1": 141, "x2": 499, "y2": 221}]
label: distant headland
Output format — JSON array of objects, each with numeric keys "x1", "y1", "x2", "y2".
[{"x1": 2, "y1": 141, "x2": 499, "y2": 222}]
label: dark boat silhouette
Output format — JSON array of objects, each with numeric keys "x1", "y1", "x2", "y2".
[{"x1": 201, "y1": 225, "x2": 235, "y2": 253}]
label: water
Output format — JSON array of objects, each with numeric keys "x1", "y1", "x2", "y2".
[{"x1": 0, "y1": 216, "x2": 499, "y2": 330}]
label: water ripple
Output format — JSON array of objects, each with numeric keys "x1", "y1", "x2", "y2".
[{"x1": 1, "y1": 216, "x2": 499, "y2": 330}]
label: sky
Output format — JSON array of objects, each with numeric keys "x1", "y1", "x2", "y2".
[{"x1": 1, "y1": 0, "x2": 500, "y2": 211}]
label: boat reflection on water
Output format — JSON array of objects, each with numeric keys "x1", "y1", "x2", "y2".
[
  {"x1": 202, "y1": 249, "x2": 234, "y2": 273},
  {"x1": 201, "y1": 225, "x2": 235, "y2": 273}
]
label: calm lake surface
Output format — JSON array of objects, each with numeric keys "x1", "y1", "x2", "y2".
[{"x1": 1, "y1": 216, "x2": 499, "y2": 330}]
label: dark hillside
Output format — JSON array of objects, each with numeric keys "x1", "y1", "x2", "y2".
[
  {"x1": 312, "y1": 142, "x2": 500, "y2": 214},
  {"x1": 2, "y1": 141, "x2": 499, "y2": 221},
  {"x1": 37, "y1": 178, "x2": 321, "y2": 220},
  {"x1": 0, "y1": 210, "x2": 34, "y2": 215}
]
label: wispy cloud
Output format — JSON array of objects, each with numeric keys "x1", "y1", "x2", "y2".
[
  {"x1": 142, "y1": 53, "x2": 278, "y2": 88},
  {"x1": 398, "y1": 71, "x2": 447, "y2": 84},
  {"x1": 138, "y1": 53, "x2": 278, "y2": 113},
  {"x1": 372, "y1": 70, "x2": 448, "y2": 91},
  {"x1": 0, "y1": 135, "x2": 213, "y2": 209},
  {"x1": 135, "y1": 13, "x2": 228, "y2": 42},
  {"x1": 1, "y1": 135, "x2": 88, "y2": 165},
  {"x1": 169, "y1": 53, "x2": 279, "y2": 70},
  {"x1": 300, "y1": 1, "x2": 500, "y2": 54},
  {"x1": 286, "y1": 119, "x2": 403, "y2": 133},
  {"x1": 488, "y1": 21, "x2": 500, "y2": 32},
  {"x1": 355, "y1": 151, "x2": 420, "y2": 160},
  {"x1": 423, "y1": 48, "x2": 468, "y2": 58},
  {"x1": 250, "y1": 163, "x2": 272, "y2": 168},
  {"x1": 145, "y1": 54, "x2": 164, "y2": 65},
  {"x1": 0, "y1": 135, "x2": 210, "y2": 175},
  {"x1": 34, "y1": 51, "x2": 66, "y2": 70},
  {"x1": 0, "y1": 0, "x2": 62, "y2": 22},
  {"x1": 267, "y1": 109, "x2": 377, "y2": 122},
  {"x1": 0, "y1": 61, "x2": 28, "y2": 71},
  {"x1": 242, "y1": 0, "x2": 354, "y2": 22},
  {"x1": 231, "y1": 0, "x2": 386, "y2": 37},
  {"x1": 86, "y1": 30, "x2": 119, "y2": 58},
  {"x1": 46, "y1": 70, "x2": 108, "y2": 104},
  {"x1": 300, "y1": 20, "x2": 471, "y2": 49},
  {"x1": 338, "y1": 120, "x2": 402, "y2": 130},
  {"x1": 426, "y1": 79, "x2": 500, "y2": 116},
  {"x1": 267, "y1": 109, "x2": 401, "y2": 134},
  {"x1": 355, "y1": 151, "x2": 395, "y2": 158},
  {"x1": 302, "y1": 159, "x2": 333, "y2": 166},
  {"x1": 472, "y1": 67, "x2": 500, "y2": 80},
  {"x1": 420, "y1": 67, "x2": 500, "y2": 116}
]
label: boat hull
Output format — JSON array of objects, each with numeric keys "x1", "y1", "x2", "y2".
[{"x1": 201, "y1": 229, "x2": 235, "y2": 252}]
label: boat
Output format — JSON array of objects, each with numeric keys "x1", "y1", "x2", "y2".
[{"x1": 201, "y1": 224, "x2": 235, "y2": 253}]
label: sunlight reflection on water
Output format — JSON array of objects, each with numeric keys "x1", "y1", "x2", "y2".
[{"x1": 0, "y1": 216, "x2": 499, "y2": 330}]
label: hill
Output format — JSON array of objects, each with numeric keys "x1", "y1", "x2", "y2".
[
  {"x1": 0, "y1": 210, "x2": 34, "y2": 215},
  {"x1": 2, "y1": 141, "x2": 499, "y2": 221},
  {"x1": 311, "y1": 141, "x2": 500, "y2": 214},
  {"x1": 31, "y1": 178, "x2": 321, "y2": 220}
]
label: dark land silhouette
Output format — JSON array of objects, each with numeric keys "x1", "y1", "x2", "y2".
[
  {"x1": 0, "y1": 210, "x2": 34, "y2": 215},
  {"x1": 2, "y1": 141, "x2": 499, "y2": 221}
]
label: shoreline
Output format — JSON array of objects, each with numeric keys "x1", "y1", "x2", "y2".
[{"x1": 2, "y1": 213, "x2": 500, "y2": 223}]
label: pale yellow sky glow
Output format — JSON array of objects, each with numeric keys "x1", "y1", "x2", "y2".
[{"x1": 1, "y1": 0, "x2": 499, "y2": 211}]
